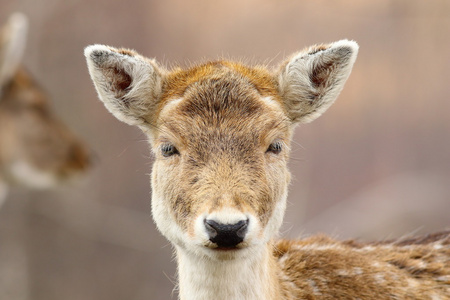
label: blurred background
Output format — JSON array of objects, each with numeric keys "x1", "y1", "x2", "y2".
[{"x1": 0, "y1": 0, "x2": 449, "y2": 299}]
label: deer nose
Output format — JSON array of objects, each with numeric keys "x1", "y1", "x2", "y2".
[{"x1": 204, "y1": 219, "x2": 249, "y2": 248}]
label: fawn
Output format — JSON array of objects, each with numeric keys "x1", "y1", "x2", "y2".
[
  {"x1": 0, "y1": 13, "x2": 90, "y2": 205},
  {"x1": 85, "y1": 40, "x2": 449, "y2": 299}
]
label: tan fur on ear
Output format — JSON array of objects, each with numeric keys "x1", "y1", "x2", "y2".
[
  {"x1": 277, "y1": 39, "x2": 358, "y2": 124},
  {"x1": 0, "y1": 13, "x2": 28, "y2": 89},
  {"x1": 84, "y1": 45, "x2": 164, "y2": 126}
]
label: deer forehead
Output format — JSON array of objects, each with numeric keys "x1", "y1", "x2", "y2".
[
  {"x1": 154, "y1": 63, "x2": 290, "y2": 150},
  {"x1": 161, "y1": 60, "x2": 280, "y2": 99}
]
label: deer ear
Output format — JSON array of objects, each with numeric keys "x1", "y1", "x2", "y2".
[
  {"x1": 0, "y1": 13, "x2": 28, "y2": 88},
  {"x1": 84, "y1": 45, "x2": 163, "y2": 126},
  {"x1": 277, "y1": 40, "x2": 358, "y2": 124}
]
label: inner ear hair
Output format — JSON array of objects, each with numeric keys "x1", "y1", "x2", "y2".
[
  {"x1": 84, "y1": 45, "x2": 164, "y2": 127},
  {"x1": 277, "y1": 39, "x2": 359, "y2": 124}
]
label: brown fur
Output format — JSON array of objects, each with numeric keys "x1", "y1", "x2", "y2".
[
  {"x1": 161, "y1": 61, "x2": 280, "y2": 101},
  {"x1": 275, "y1": 232, "x2": 450, "y2": 299}
]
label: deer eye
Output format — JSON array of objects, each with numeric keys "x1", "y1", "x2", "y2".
[
  {"x1": 266, "y1": 141, "x2": 283, "y2": 155},
  {"x1": 161, "y1": 143, "x2": 179, "y2": 157}
]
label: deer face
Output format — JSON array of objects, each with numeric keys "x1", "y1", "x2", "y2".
[
  {"x1": 150, "y1": 66, "x2": 293, "y2": 258},
  {"x1": 85, "y1": 40, "x2": 358, "y2": 260},
  {"x1": 0, "y1": 13, "x2": 90, "y2": 190}
]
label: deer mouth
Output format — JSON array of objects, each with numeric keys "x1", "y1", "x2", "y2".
[
  {"x1": 201, "y1": 243, "x2": 251, "y2": 261},
  {"x1": 210, "y1": 244, "x2": 246, "y2": 252},
  {"x1": 215, "y1": 246, "x2": 240, "y2": 251},
  {"x1": 203, "y1": 240, "x2": 249, "y2": 253}
]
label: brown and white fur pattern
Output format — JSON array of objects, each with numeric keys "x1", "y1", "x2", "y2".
[
  {"x1": 0, "y1": 13, "x2": 90, "y2": 205},
  {"x1": 85, "y1": 40, "x2": 450, "y2": 299}
]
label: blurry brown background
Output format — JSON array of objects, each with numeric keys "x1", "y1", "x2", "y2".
[{"x1": 0, "y1": 0, "x2": 449, "y2": 299}]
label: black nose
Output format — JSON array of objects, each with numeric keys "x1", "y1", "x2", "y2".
[{"x1": 204, "y1": 219, "x2": 249, "y2": 248}]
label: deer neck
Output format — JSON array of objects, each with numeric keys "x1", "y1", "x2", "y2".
[{"x1": 176, "y1": 243, "x2": 283, "y2": 300}]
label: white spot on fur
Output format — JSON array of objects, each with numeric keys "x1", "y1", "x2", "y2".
[
  {"x1": 357, "y1": 246, "x2": 375, "y2": 252},
  {"x1": 372, "y1": 262, "x2": 381, "y2": 268},
  {"x1": 336, "y1": 269, "x2": 349, "y2": 276},
  {"x1": 294, "y1": 243, "x2": 344, "y2": 252},
  {"x1": 415, "y1": 260, "x2": 427, "y2": 269},
  {"x1": 436, "y1": 275, "x2": 450, "y2": 282},
  {"x1": 433, "y1": 243, "x2": 443, "y2": 250},
  {"x1": 307, "y1": 279, "x2": 321, "y2": 295},
  {"x1": 336, "y1": 267, "x2": 363, "y2": 277},
  {"x1": 373, "y1": 273, "x2": 385, "y2": 284},
  {"x1": 407, "y1": 278, "x2": 418, "y2": 288},
  {"x1": 260, "y1": 96, "x2": 282, "y2": 111},
  {"x1": 431, "y1": 293, "x2": 442, "y2": 300},
  {"x1": 390, "y1": 272, "x2": 400, "y2": 281},
  {"x1": 278, "y1": 253, "x2": 289, "y2": 267},
  {"x1": 353, "y1": 267, "x2": 363, "y2": 275}
]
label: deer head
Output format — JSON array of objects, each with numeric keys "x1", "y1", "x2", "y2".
[{"x1": 85, "y1": 40, "x2": 358, "y2": 261}]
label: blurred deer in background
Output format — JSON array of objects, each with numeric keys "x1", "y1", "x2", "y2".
[
  {"x1": 0, "y1": 13, "x2": 90, "y2": 206},
  {"x1": 85, "y1": 40, "x2": 449, "y2": 299}
]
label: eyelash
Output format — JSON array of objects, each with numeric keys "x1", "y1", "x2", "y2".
[
  {"x1": 161, "y1": 143, "x2": 179, "y2": 157},
  {"x1": 266, "y1": 141, "x2": 283, "y2": 154}
]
